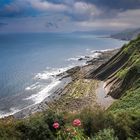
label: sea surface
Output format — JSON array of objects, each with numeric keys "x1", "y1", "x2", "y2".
[{"x1": 0, "y1": 33, "x2": 126, "y2": 117}]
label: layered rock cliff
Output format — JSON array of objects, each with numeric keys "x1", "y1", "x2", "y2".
[{"x1": 87, "y1": 35, "x2": 140, "y2": 113}]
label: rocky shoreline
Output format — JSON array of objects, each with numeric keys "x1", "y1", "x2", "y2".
[{"x1": 11, "y1": 49, "x2": 119, "y2": 119}]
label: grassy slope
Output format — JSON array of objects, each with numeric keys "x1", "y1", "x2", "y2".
[
  {"x1": 88, "y1": 36, "x2": 140, "y2": 138},
  {"x1": 89, "y1": 35, "x2": 140, "y2": 112},
  {"x1": 108, "y1": 36, "x2": 140, "y2": 112}
]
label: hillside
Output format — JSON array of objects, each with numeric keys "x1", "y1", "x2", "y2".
[
  {"x1": 0, "y1": 37, "x2": 140, "y2": 140},
  {"x1": 88, "y1": 35, "x2": 140, "y2": 99},
  {"x1": 110, "y1": 28, "x2": 140, "y2": 40},
  {"x1": 87, "y1": 35, "x2": 140, "y2": 139}
]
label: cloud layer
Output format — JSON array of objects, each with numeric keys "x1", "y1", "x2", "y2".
[{"x1": 0, "y1": 0, "x2": 140, "y2": 32}]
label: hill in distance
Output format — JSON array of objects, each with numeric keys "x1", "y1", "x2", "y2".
[{"x1": 110, "y1": 28, "x2": 140, "y2": 41}]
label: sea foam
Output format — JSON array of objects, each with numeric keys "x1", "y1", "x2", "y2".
[
  {"x1": 24, "y1": 80, "x2": 61, "y2": 104},
  {"x1": 24, "y1": 66, "x2": 73, "y2": 105},
  {"x1": 0, "y1": 107, "x2": 20, "y2": 118}
]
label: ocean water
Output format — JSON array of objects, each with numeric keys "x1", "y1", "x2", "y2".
[{"x1": 0, "y1": 33, "x2": 126, "y2": 117}]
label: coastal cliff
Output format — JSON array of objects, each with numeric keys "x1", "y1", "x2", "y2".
[{"x1": 87, "y1": 35, "x2": 140, "y2": 99}]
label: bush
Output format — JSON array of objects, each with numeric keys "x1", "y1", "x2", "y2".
[
  {"x1": 114, "y1": 111, "x2": 140, "y2": 140},
  {"x1": 79, "y1": 108, "x2": 111, "y2": 137},
  {"x1": 16, "y1": 110, "x2": 66, "y2": 140},
  {"x1": 0, "y1": 118, "x2": 20, "y2": 140},
  {"x1": 43, "y1": 109, "x2": 65, "y2": 132},
  {"x1": 16, "y1": 117, "x2": 55, "y2": 140},
  {"x1": 92, "y1": 128, "x2": 118, "y2": 140},
  {"x1": 0, "y1": 108, "x2": 140, "y2": 140}
]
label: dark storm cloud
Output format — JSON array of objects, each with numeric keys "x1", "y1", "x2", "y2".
[
  {"x1": 0, "y1": 0, "x2": 140, "y2": 32},
  {"x1": 79, "y1": 0, "x2": 140, "y2": 10},
  {"x1": 0, "y1": 0, "x2": 140, "y2": 18},
  {"x1": 44, "y1": 0, "x2": 75, "y2": 5},
  {"x1": 0, "y1": 0, "x2": 38, "y2": 18}
]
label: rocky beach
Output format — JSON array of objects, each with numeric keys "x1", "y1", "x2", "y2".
[{"x1": 13, "y1": 48, "x2": 118, "y2": 118}]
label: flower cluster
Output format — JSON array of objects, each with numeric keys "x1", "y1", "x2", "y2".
[
  {"x1": 52, "y1": 118, "x2": 86, "y2": 139},
  {"x1": 52, "y1": 119, "x2": 81, "y2": 129}
]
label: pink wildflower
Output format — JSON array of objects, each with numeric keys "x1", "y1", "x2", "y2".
[
  {"x1": 53, "y1": 122, "x2": 60, "y2": 129},
  {"x1": 73, "y1": 119, "x2": 81, "y2": 127}
]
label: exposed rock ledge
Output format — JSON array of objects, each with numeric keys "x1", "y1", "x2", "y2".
[{"x1": 13, "y1": 49, "x2": 118, "y2": 119}]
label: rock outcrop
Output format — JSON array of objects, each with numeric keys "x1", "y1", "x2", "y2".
[{"x1": 87, "y1": 35, "x2": 140, "y2": 99}]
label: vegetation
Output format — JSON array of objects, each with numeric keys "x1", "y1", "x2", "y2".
[
  {"x1": 0, "y1": 36, "x2": 140, "y2": 140},
  {"x1": 0, "y1": 107, "x2": 139, "y2": 140}
]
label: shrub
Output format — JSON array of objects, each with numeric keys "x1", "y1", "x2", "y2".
[
  {"x1": 15, "y1": 110, "x2": 67, "y2": 140},
  {"x1": 16, "y1": 118, "x2": 55, "y2": 140},
  {"x1": 0, "y1": 118, "x2": 20, "y2": 140},
  {"x1": 92, "y1": 128, "x2": 118, "y2": 140},
  {"x1": 0, "y1": 107, "x2": 140, "y2": 140},
  {"x1": 43, "y1": 109, "x2": 65, "y2": 132},
  {"x1": 105, "y1": 111, "x2": 140, "y2": 140},
  {"x1": 79, "y1": 108, "x2": 109, "y2": 137}
]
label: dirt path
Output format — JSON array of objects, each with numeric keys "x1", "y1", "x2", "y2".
[{"x1": 96, "y1": 81, "x2": 115, "y2": 109}]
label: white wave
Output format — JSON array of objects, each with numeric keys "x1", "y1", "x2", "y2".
[
  {"x1": 67, "y1": 48, "x2": 116, "y2": 63},
  {"x1": 24, "y1": 66, "x2": 74, "y2": 104},
  {"x1": 25, "y1": 82, "x2": 40, "y2": 91},
  {"x1": 67, "y1": 48, "x2": 115, "y2": 63},
  {"x1": 0, "y1": 107, "x2": 20, "y2": 118},
  {"x1": 89, "y1": 48, "x2": 118, "y2": 59},
  {"x1": 67, "y1": 55, "x2": 86, "y2": 62},
  {"x1": 67, "y1": 53, "x2": 101, "y2": 62},
  {"x1": 67, "y1": 57, "x2": 79, "y2": 61},
  {"x1": 90, "y1": 48, "x2": 116, "y2": 53},
  {"x1": 35, "y1": 72, "x2": 51, "y2": 80},
  {"x1": 86, "y1": 48, "x2": 90, "y2": 51},
  {"x1": 34, "y1": 66, "x2": 73, "y2": 80},
  {"x1": 24, "y1": 79, "x2": 61, "y2": 104},
  {"x1": 45, "y1": 66, "x2": 51, "y2": 70},
  {"x1": 88, "y1": 52, "x2": 101, "y2": 58}
]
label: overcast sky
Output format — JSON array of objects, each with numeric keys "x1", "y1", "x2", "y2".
[{"x1": 0, "y1": 0, "x2": 140, "y2": 33}]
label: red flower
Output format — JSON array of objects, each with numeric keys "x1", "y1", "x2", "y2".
[
  {"x1": 53, "y1": 122, "x2": 60, "y2": 129},
  {"x1": 72, "y1": 119, "x2": 81, "y2": 127}
]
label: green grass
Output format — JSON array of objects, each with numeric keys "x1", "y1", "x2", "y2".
[{"x1": 109, "y1": 87, "x2": 140, "y2": 112}]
